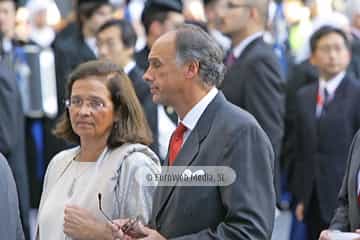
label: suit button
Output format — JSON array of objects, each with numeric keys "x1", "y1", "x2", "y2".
[{"x1": 156, "y1": 223, "x2": 161, "y2": 229}]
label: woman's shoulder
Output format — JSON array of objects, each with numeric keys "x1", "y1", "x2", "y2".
[
  {"x1": 47, "y1": 146, "x2": 79, "y2": 171},
  {"x1": 109, "y1": 143, "x2": 160, "y2": 171}
]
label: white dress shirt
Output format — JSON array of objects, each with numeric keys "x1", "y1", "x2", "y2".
[
  {"x1": 158, "y1": 105, "x2": 176, "y2": 160},
  {"x1": 316, "y1": 71, "x2": 345, "y2": 117},
  {"x1": 123, "y1": 60, "x2": 136, "y2": 75},
  {"x1": 181, "y1": 87, "x2": 218, "y2": 144}
]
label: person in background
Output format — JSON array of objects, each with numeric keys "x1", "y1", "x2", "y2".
[
  {"x1": 26, "y1": 0, "x2": 56, "y2": 48},
  {"x1": 97, "y1": 19, "x2": 150, "y2": 105},
  {"x1": 134, "y1": 0, "x2": 185, "y2": 162},
  {"x1": 219, "y1": 0, "x2": 285, "y2": 204},
  {"x1": 96, "y1": 19, "x2": 157, "y2": 155},
  {"x1": 292, "y1": 26, "x2": 360, "y2": 240},
  {"x1": 135, "y1": 0, "x2": 184, "y2": 71},
  {"x1": 203, "y1": 0, "x2": 231, "y2": 52},
  {"x1": 36, "y1": 60, "x2": 160, "y2": 240},
  {"x1": 112, "y1": 24, "x2": 275, "y2": 240},
  {"x1": 0, "y1": 0, "x2": 30, "y2": 238},
  {"x1": 0, "y1": 153, "x2": 25, "y2": 240}
]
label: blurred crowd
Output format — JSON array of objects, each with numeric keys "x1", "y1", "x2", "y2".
[{"x1": 1, "y1": 0, "x2": 360, "y2": 239}]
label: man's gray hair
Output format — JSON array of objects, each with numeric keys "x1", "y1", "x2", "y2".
[{"x1": 174, "y1": 24, "x2": 225, "y2": 87}]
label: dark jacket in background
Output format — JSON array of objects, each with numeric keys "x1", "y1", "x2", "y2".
[
  {"x1": 0, "y1": 59, "x2": 29, "y2": 238},
  {"x1": 221, "y1": 37, "x2": 285, "y2": 203},
  {"x1": 293, "y1": 75, "x2": 360, "y2": 223}
]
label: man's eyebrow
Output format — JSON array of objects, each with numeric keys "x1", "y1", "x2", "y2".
[{"x1": 148, "y1": 57, "x2": 162, "y2": 63}]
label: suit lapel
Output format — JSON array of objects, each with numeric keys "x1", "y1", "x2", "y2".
[{"x1": 153, "y1": 92, "x2": 224, "y2": 222}]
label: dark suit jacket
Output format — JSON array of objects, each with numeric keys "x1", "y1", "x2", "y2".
[
  {"x1": 128, "y1": 65, "x2": 150, "y2": 104},
  {"x1": 293, "y1": 75, "x2": 360, "y2": 223},
  {"x1": 330, "y1": 130, "x2": 360, "y2": 231},
  {"x1": 0, "y1": 153, "x2": 25, "y2": 240},
  {"x1": 221, "y1": 37, "x2": 285, "y2": 202},
  {"x1": 150, "y1": 92, "x2": 275, "y2": 239},
  {"x1": 0, "y1": 60, "x2": 30, "y2": 235},
  {"x1": 134, "y1": 45, "x2": 150, "y2": 71},
  {"x1": 127, "y1": 65, "x2": 160, "y2": 156}
]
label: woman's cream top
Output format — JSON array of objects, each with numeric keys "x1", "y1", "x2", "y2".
[{"x1": 36, "y1": 143, "x2": 160, "y2": 240}]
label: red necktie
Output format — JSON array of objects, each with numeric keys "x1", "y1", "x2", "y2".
[{"x1": 168, "y1": 123, "x2": 187, "y2": 166}]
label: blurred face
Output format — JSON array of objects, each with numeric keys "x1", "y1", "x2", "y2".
[
  {"x1": 33, "y1": 9, "x2": 47, "y2": 28},
  {"x1": 162, "y1": 12, "x2": 184, "y2": 33},
  {"x1": 310, "y1": 32, "x2": 350, "y2": 80},
  {"x1": 85, "y1": 5, "x2": 113, "y2": 35},
  {"x1": 68, "y1": 77, "x2": 116, "y2": 142},
  {"x1": 143, "y1": 32, "x2": 185, "y2": 106},
  {"x1": 218, "y1": 0, "x2": 250, "y2": 37},
  {"x1": 97, "y1": 26, "x2": 131, "y2": 67},
  {"x1": 352, "y1": 13, "x2": 360, "y2": 30},
  {"x1": 0, "y1": 1, "x2": 16, "y2": 38}
]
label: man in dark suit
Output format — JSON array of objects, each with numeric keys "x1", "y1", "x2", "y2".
[
  {"x1": 96, "y1": 19, "x2": 159, "y2": 154},
  {"x1": 97, "y1": 19, "x2": 150, "y2": 105},
  {"x1": 292, "y1": 26, "x2": 360, "y2": 240},
  {"x1": 112, "y1": 24, "x2": 275, "y2": 239},
  {"x1": 219, "y1": 0, "x2": 285, "y2": 203},
  {"x1": 53, "y1": 0, "x2": 113, "y2": 115},
  {"x1": 0, "y1": 153, "x2": 24, "y2": 240},
  {"x1": 133, "y1": 0, "x2": 185, "y2": 161},
  {"x1": 135, "y1": 0, "x2": 184, "y2": 71}
]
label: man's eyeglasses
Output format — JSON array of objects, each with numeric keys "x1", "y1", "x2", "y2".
[
  {"x1": 65, "y1": 96, "x2": 106, "y2": 111},
  {"x1": 97, "y1": 193, "x2": 148, "y2": 238}
]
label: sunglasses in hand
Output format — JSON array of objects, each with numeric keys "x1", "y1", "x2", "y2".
[{"x1": 97, "y1": 193, "x2": 148, "y2": 238}]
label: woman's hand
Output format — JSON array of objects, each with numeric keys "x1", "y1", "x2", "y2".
[
  {"x1": 64, "y1": 205, "x2": 111, "y2": 240},
  {"x1": 111, "y1": 219, "x2": 134, "y2": 240}
]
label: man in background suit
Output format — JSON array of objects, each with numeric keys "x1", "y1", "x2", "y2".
[
  {"x1": 96, "y1": 19, "x2": 150, "y2": 108},
  {"x1": 292, "y1": 26, "x2": 360, "y2": 240},
  {"x1": 135, "y1": 0, "x2": 184, "y2": 71},
  {"x1": 219, "y1": 0, "x2": 285, "y2": 203},
  {"x1": 0, "y1": 153, "x2": 24, "y2": 240},
  {"x1": 96, "y1": 19, "x2": 158, "y2": 153},
  {"x1": 133, "y1": 0, "x2": 185, "y2": 161},
  {"x1": 112, "y1": 24, "x2": 275, "y2": 239}
]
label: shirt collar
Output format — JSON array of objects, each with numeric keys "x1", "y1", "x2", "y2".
[
  {"x1": 123, "y1": 60, "x2": 136, "y2": 75},
  {"x1": 319, "y1": 71, "x2": 345, "y2": 96},
  {"x1": 232, "y1": 32, "x2": 263, "y2": 58},
  {"x1": 85, "y1": 37, "x2": 97, "y2": 56},
  {"x1": 181, "y1": 87, "x2": 218, "y2": 131}
]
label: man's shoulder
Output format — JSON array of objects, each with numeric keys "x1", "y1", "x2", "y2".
[{"x1": 215, "y1": 96, "x2": 260, "y2": 129}]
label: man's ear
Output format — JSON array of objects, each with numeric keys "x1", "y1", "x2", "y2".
[{"x1": 184, "y1": 61, "x2": 200, "y2": 79}]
